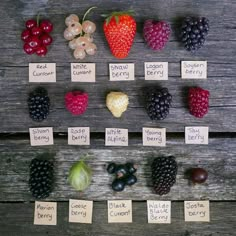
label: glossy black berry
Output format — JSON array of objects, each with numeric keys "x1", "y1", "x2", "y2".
[
  {"x1": 107, "y1": 163, "x2": 117, "y2": 174},
  {"x1": 180, "y1": 17, "x2": 209, "y2": 52},
  {"x1": 28, "y1": 87, "x2": 50, "y2": 122},
  {"x1": 29, "y1": 158, "x2": 54, "y2": 199},
  {"x1": 125, "y1": 175, "x2": 137, "y2": 186},
  {"x1": 112, "y1": 178, "x2": 126, "y2": 192},
  {"x1": 115, "y1": 165, "x2": 129, "y2": 176},
  {"x1": 145, "y1": 87, "x2": 172, "y2": 120},
  {"x1": 125, "y1": 163, "x2": 137, "y2": 174}
]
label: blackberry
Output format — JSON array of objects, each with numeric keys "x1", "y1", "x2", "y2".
[
  {"x1": 151, "y1": 156, "x2": 178, "y2": 195},
  {"x1": 28, "y1": 87, "x2": 50, "y2": 122},
  {"x1": 145, "y1": 87, "x2": 172, "y2": 120},
  {"x1": 29, "y1": 157, "x2": 54, "y2": 199},
  {"x1": 180, "y1": 17, "x2": 209, "y2": 52}
]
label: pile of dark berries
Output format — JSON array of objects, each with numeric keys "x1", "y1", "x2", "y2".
[{"x1": 107, "y1": 162, "x2": 138, "y2": 192}]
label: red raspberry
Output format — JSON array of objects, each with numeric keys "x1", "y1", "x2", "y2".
[
  {"x1": 143, "y1": 20, "x2": 171, "y2": 51},
  {"x1": 188, "y1": 87, "x2": 209, "y2": 118},
  {"x1": 65, "y1": 91, "x2": 88, "y2": 115}
]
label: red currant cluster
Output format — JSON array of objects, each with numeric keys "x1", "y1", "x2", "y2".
[
  {"x1": 21, "y1": 17, "x2": 53, "y2": 56},
  {"x1": 64, "y1": 9, "x2": 97, "y2": 60}
]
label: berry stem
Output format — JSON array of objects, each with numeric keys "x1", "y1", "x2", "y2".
[
  {"x1": 36, "y1": 13, "x2": 40, "y2": 27},
  {"x1": 82, "y1": 6, "x2": 97, "y2": 23}
]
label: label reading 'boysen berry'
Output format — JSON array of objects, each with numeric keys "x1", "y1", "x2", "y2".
[
  {"x1": 29, "y1": 63, "x2": 56, "y2": 82},
  {"x1": 71, "y1": 63, "x2": 96, "y2": 82},
  {"x1": 181, "y1": 61, "x2": 207, "y2": 79},
  {"x1": 109, "y1": 64, "x2": 135, "y2": 81}
]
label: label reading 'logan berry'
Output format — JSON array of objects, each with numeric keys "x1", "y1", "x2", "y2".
[
  {"x1": 29, "y1": 127, "x2": 54, "y2": 146},
  {"x1": 185, "y1": 127, "x2": 209, "y2": 144},
  {"x1": 145, "y1": 62, "x2": 168, "y2": 80},
  {"x1": 109, "y1": 64, "x2": 135, "y2": 81},
  {"x1": 181, "y1": 61, "x2": 207, "y2": 79},
  {"x1": 105, "y1": 128, "x2": 128, "y2": 146},
  {"x1": 71, "y1": 63, "x2": 96, "y2": 82},
  {"x1": 68, "y1": 127, "x2": 90, "y2": 145},
  {"x1": 29, "y1": 63, "x2": 56, "y2": 82}
]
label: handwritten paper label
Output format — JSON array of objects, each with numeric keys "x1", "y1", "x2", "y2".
[
  {"x1": 105, "y1": 128, "x2": 128, "y2": 146},
  {"x1": 143, "y1": 128, "x2": 166, "y2": 146},
  {"x1": 34, "y1": 201, "x2": 57, "y2": 225},
  {"x1": 147, "y1": 201, "x2": 171, "y2": 224},
  {"x1": 108, "y1": 200, "x2": 132, "y2": 223},
  {"x1": 69, "y1": 199, "x2": 93, "y2": 224},
  {"x1": 71, "y1": 63, "x2": 95, "y2": 82},
  {"x1": 29, "y1": 127, "x2": 54, "y2": 146},
  {"x1": 68, "y1": 127, "x2": 90, "y2": 145},
  {"x1": 145, "y1": 62, "x2": 168, "y2": 80},
  {"x1": 109, "y1": 64, "x2": 135, "y2": 81},
  {"x1": 185, "y1": 201, "x2": 210, "y2": 222},
  {"x1": 181, "y1": 61, "x2": 207, "y2": 79},
  {"x1": 185, "y1": 127, "x2": 209, "y2": 144},
  {"x1": 29, "y1": 63, "x2": 56, "y2": 82}
]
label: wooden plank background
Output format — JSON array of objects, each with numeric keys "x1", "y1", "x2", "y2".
[{"x1": 0, "y1": 0, "x2": 235, "y2": 235}]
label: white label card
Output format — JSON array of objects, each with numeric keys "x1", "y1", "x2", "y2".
[
  {"x1": 71, "y1": 63, "x2": 96, "y2": 82},
  {"x1": 109, "y1": 64, "x2": 135, "y2": 81},
  {"x1": 34, "y1": 201, "x2": 57, "y2": 225},
  {"x1": 69, "y1": 199, "x2": 93, "y2": 224},
  {"x1": 108, "y1": 200, "x2": 132, "y2": 223},
  {"x1": 29, "y1": 63, "x2": 56, "y2": 82},
  {"x1": 185, "y1": 201, "x2": 210, "y2": 222},
  {"x1": 29, "y1": 127, "x2": 54, "y2": 146},
  {"x1": 181, "y1": 61, "x2": 207, "y2": 79},
  {"x1": 147, "y1": 201, "x2": 171, "y2": 224},
  {"x1": 185, "y1": 127, "x2": 209, "y2": 144},
  {"x1": 143, "y1": 128, "x2": 166, "y2": 146},
  {"x1": 145, "y1": 62, "x2": 168, "y2": 80},
  {"x1": 68, "y1": 127, "x2": 90, "y2": 145},
  {"x1": 105, "y1": 128, "x2": 128, "y2": 146}
]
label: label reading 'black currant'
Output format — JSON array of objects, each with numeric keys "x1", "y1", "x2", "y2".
[{"x1": 181, "y1": 61, "x2": 207, "y2": 79}]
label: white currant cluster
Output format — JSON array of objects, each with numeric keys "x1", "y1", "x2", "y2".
[{"x1": 64, "y1": 13, "x2": 97, "y2": 59}]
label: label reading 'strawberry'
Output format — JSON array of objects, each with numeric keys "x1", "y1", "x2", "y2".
[
  {"x1": 145, "y1": 62, "x2": 168, "y2": 80},
  {"x1": 185, "y1": 127, "x2": 209, "y2": 144},
  {"x1": 34, "y1": 201, "x2": 57, "y2": 225},
  {"x1": 181, "y1": 61, "x2": 207, "y2": 79},
  {"x1": 143, "y1": 128, "x2": 166, "y2": 146},
  {"x1": 108, "y1": 200, "x2": 132, "y2": 223},
  {"x1": 69, "y1": 199, "x2": 93, "y2": 224},
  {"x1": 105, "y1": 128, "x2": 128, "y2": 146},
  {"x1": 29, "y1": 127, "x2": 54, "y2": 146},
  {"x1": 147, "y1": 201, "x2": 171, "y2": 224},
  {"x1": 109, "y1": 64, "x2": 135, "y2": 81},
  {"x1": 68, "y1": 127, "x2": 90, "y2": 145},
  {"x1": 29, "y1": 63, "x2": 56, "y2": 82},
  {"x1": 71, "y1": 63, "x2": 96, "y2": 82},
  {"x1": 184, "y1": 201, "x2": 210, "y2": 222}
]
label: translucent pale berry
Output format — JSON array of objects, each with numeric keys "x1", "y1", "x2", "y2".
[
  {"x1": 85, "y1": 43, "x2": 97, "y2": 55},
  {"x1": 73, "y1": 47, "x2": 86, "y2": 59},
  {"x1": 64, "y1": 28, "x2": 74, "y2": 40},
  {"x1": 68, "y1": 22, "x2": 82, "y2": 36},
  {"x1": 82, "y1": 20, "x2": 96, "y2": 34},
  {"x1": 84, "y1": 34, "x2": 93, "y2": 42},
  {"x1": 69, "y1": 39, "x2": 77, "y2": 50},
  {"x1": 75, "y1": 36, "x2": 90, "y2": 49},
  {"x1": 65, "y1": 14, "x2": 79, "y2": 26}
]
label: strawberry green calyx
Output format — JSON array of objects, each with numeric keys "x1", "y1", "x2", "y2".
[{"x1": 102, "y1": 10, "x2": 135, "y2": 25}]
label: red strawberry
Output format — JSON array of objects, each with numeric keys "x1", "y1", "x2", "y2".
[
  {"x1": 103, "y1": 11, "x2": 136, "y2": 59},
  {"x1": 188, "y1": 87, "x2": 209, "y2": 118},
  {"x1": 65, "y1": 91, "x2": 88, "y2": 115}
]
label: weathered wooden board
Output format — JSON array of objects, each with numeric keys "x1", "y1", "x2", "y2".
[
  {"x1": 0, "y1": 201, "x2": 235, "y2": 236},
  {"x1": 0, "y1": 137, "x2": 235, "y2": 201}
]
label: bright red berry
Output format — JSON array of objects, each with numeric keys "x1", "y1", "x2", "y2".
[
  {"x1": 65, "y1": 91, "x2": 88, "y2": 115},
  {"x1": 36, "y1": 46, "x2": 47, "y2": 56},
  {"x1": 188, "y1": 87, "x2": 210, "y2": 118},
  {"x1": 31, "y1": 26, "x2": 43, "y2": 36},
  {"x1": 23, "y1": 43, "x2": 35, "y2": 55},
  {"x1": 143, "y1": 20, "x2": 171, "y2": 51},
  {"x1": 103, "y1": 11, "x2": 136, "y2": 59},
  {"x1": 21, "y1": 29, "x2": 31, "y2": 42},
  {"x1": 28, "y1": 36, "x2": 41, "y2": 49},
  {"x1": 25, "y1": 19, "x2": 37, "y2": 29},
  {"x1": 40, "y1": 20, "x2": 53, "y2": 33},
  {"x1": 40, "y1": 33, "x2": 53, "y2": 46}
]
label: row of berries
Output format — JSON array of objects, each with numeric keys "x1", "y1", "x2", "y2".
[
  {"x1": 29, "y1": 156, "x2": 208, "y2": 199},
  {"x1": 28, "y1": 87, "x2": 209, "y2": 122},
  {"x1": 22, "y1": 10, "x2": 209, "y2": 58}
]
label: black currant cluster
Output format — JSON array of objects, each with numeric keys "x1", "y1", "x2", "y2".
[
  {"x1": 28, "y1": 87, "x2": 50, "y2": 122},
  {"x1": 151, "y1": 156, "x2": 178, "y2": 195},
  {"x1": 29, "y1": 158, "x2": 54, "y2": 199},
  {"x1": 107, "y1": 162, "x2": 138, "y2": 192},
  {"x1": 180, "y1": 17, "x2": 209, "y2": 52},
  {"x1": 145, "y1": 87, "x2": 172, "y2": 120}
]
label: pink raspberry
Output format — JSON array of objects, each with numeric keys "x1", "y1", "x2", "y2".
[
  {"x1": 143, "y1": 20, "x2": 171, "y2": 51},
  {"x1": 188, "y1": 87, "x2": 210, "y2": 118},
  {"x1": 65, "y1": 91, "x2": 88, "y2": 115}
]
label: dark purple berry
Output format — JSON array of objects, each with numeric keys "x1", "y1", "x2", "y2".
[{"x1": 125, "y1": 175, "x2": 137, "y2": 186}]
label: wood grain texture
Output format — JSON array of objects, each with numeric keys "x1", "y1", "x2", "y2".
[
  {"x1": 0, "y1": 137, "x2": 235, "y2": 201},
  {"x1": 0, "y1": 201, "x2": 236, "y2": 236}
]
